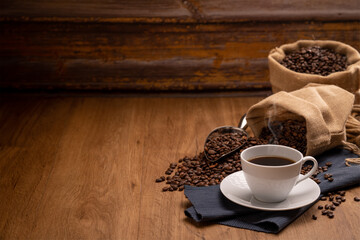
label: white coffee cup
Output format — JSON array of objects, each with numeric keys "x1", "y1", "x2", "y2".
[{"x1": 240, "y1": 144, "x2": 318, "y2": 203}]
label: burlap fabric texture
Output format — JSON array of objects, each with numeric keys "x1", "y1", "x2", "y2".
[
  {"x1": 268, "y1": 40, "x2": 360, "y2": 98},
  {"x1": 246, "y1": 84, "x2": 355, "y2": 156}
]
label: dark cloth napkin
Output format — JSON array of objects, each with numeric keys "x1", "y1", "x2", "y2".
[{"x1": 184, "y1": 148, "x2": 360, "y2": 233}]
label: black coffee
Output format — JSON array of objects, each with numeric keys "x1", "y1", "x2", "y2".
[{"x1": 249, "y1": 156, "x2": 295, "y2": 166}]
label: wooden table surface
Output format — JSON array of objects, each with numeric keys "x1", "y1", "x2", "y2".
[{"x1": 0, "y1": 94, "x2": 359, "y2": 239}]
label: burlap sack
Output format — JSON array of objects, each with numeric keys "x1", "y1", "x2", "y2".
[
  {"x1": 247, "y1": 84, "x2": 355, "y2": 156},
  {"x1": 268, "y1": 40, "x2": 360, "y2": 98}
]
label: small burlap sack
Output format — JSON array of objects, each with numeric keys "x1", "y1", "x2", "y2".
[
  {"x1": 268, "y1": 40, "x2": 360, "y2": 99},
  {"x1": 247, "y1": 84, "x2": 355, "y2": 156}
]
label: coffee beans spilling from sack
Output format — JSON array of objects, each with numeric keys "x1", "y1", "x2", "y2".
[
  {"x1": 156, "y1": 119, "x2": 313, "y2": 191},
  {"x1": 259, "y1": 119, "x2": 307, "y2": 155},
  {"x1": 280, "y1": 46, "x2": 347, "y2": 76}
]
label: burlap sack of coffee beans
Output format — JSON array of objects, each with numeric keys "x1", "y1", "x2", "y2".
[
  {"x1": 268, "y1": 40, "x2": 360, "y2": 98},
  {"x1": 246, "y1": 84, "x2": 355, "y2": 156}
]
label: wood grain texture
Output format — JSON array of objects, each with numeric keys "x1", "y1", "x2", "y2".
[
  {"x1": 0, "y1": 0, "x2": 359, "y2": 22},
  {"x1": 0, "y1": 0, "x2": 191, "y2": 20},
  {"x1": 196, "y1": 0, "x2": 360, "y2": 21},
  {"x1": 0, "y1": 21, "x2": 359, "y2": 91},
  {"x1": 0, "y1": 95, "x2": 359, "y2": 239}
]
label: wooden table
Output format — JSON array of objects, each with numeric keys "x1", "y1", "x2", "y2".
[{"x1": 0, "y1": 94, "x2": 359, "y2": 239}]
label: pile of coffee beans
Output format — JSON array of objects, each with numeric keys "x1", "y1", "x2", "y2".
[
  {"x1": 204, "y1": 131, "x2": 248, "y2": 162},
  {"x1": 156, "y1": 137, "x2": 267, "y2": 192},
  {"x1": 259, "y1": 119, "x2": 307, "y2": 155},
  {"x1": 280, "y1": 46, "x2": 348, "y2": 76}
]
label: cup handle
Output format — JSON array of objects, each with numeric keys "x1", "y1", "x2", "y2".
[{"x1": 295, "y1": 156, "x2": 318, "y2": 185}]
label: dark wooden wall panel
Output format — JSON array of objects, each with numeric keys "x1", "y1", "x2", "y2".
[
  {"x1": 0, "y1": 0, "x2": 190, "y2": 19},
  {"x1": 197, "y1": 0, "x2": 360, "y2": 21},
  {"x1": 1, "y1": 0, "x2": 359, "y2": 21},
  {"x1": 1, "y1": 0, "x2": 359, "y2": 92}
]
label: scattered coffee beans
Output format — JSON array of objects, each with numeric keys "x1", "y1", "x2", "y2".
[
  {"x1": 354, "y1": 197, "x2": 360, "y2": 202},
  {"x1": 302, "y1": 161, "x2": 335, "y2": 184},
  {"x1": 205, "y1": 131, "x2": 248, "y2": 162},
  {"x1": 280, "y1": 46, "x2": 348, "y2": 76},
  {"x1": 314, "y1": 191, "x2": 350, "y2": 220},
  {"x1": 259, "y1": 119, "x2": 307, "y2": 155},
  {"x1": 157, "y1": 137, "x2": 267, "y2": 191}
]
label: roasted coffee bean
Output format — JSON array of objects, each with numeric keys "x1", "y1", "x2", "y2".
[
  {"x1": 339, "y1": 191, "x2": 346, "y2": 196},
  {"x1": 327, "y1": 212, "x2": 334, "y2": 219},
  {"x1": 327, "y1": 177, "x2": 334, "y2": 182},
  {"x1": 208, "y1": 149, "x2": 216, "y2": 155},
  {"x1": 320, "y1": 196, "x2": 327, "y2": 201},
  {"x1": 325, "y1": 162, "x2": 333, "y2": 167},
  {"x1": 162, "y1": 187, "x2": 169, "y2": 192},
  {"x1": 280, "y1": 46, "x2": 347, "y2": 76},
  {"x1": 333, "y1": 201, "x2": 340, "y2": 206},
  {"x1": 330, "y1": 205, "x2": 336, "y2": 211},
  {"x1": 321, "y1": 210, "x2": 329, "y2": 215},
  {"x1": 341, "y1": 197, "x2": 346, "y2": 202},
  {"x1": 312, "y1": 215, "x2": 317, "y2": 220},
  {"x1": 354, "y1": 197, "x2": 360, "y2": 202},
  {"x1": 325, "y1": 204, "x2": 330, "y2": 210},
  {"x1": 318, "y1": 205, "x2": 323, "y2": 210}
]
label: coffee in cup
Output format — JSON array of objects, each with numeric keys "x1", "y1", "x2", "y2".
[{"x1": 240, "y1": 144, "x2": 318, "y2": 203}]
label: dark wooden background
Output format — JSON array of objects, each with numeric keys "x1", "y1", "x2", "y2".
[{"x1": 1, "y1": 0, "x2": 359, "y2": 93}]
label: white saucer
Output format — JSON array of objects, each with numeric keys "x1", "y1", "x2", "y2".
[{"x1": 220, "y1": 171, "x2": 320, "y2": 211}]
